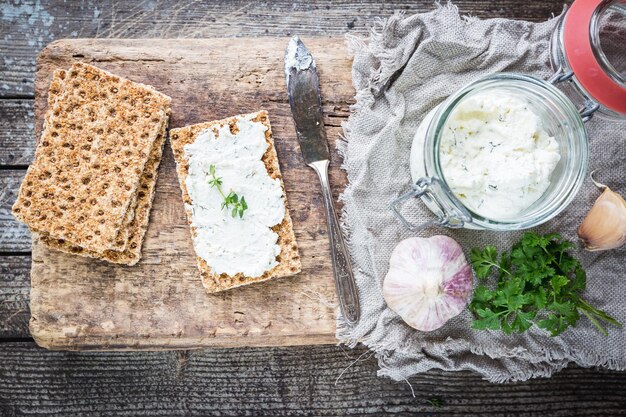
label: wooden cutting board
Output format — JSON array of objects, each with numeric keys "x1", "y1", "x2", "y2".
[{"x1": 30, "y1": 38, "x2": 354, "y2": 350}]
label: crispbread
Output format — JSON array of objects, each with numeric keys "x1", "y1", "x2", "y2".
[
  {"x1": 12, "y1": 62, "x2": 171, "y2": 253},
  {"x1": 33, "y1": 68, "x2": 134, "y2": 246},
  {"x1": 34, "y1": 65, "x2": 167, "y2": 265},
  {"x1": 170, "y1": 111, "x2": 301, "y2": 292},
  {"x1": 38, "y1": 117, "x2": 167, "y2": 265}
]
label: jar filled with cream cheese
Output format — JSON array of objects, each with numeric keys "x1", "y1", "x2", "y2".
[{"x1": 392, "y1": 0, "x2": 626, "y2": 232}]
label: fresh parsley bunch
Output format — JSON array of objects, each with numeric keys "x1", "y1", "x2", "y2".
[{"x1": 469, "y1": 232, "x2": 621, "y2": 336}]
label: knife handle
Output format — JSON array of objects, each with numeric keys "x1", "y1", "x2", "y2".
[{"x1": 309, "y1": 160, "x2": 360, "y2": 325}]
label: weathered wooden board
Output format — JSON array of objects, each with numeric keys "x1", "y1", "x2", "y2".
[
  {"x1": 0, "y1": 170, "x2": 31, "y2": 252},
  {"x1": 0, "y1": 256, "x2": 31, "y2": 338},
  {"x1": 0, "y1": 0, "x2": 564, "y2": 98},
  {"x1": 2, "y1": 342, "x2": 626, "y2": 417},
  {"x1": 31, "y1": 38, "x2": 353, "y2": 350},
  {"x1": 0, "y1": 100, "x2": 34, "y2": 166}
]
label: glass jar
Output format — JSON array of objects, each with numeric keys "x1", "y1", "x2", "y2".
[
  {"x1": 392, "y1": 0, "x2": 626, "y2": 232},
  {"x1": 550, "y1": 0, "x2": 626, "y2": 121}
]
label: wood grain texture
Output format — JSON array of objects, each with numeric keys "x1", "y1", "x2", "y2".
[
  {"x1": 0, "y1": 342, "x2": 625, "y2": 417},
  {"x1": 0, "y1": 0, "x2": 566, "y2": 98},
  {"x1": 0, "y1": 257, "x2": 30, "y2": 338},
  {"x1": 0, "y1": 170, "x2": 31, "y2": 252},
  {"x1": 0, "y1": 100, "x2": 34, "y2": 165},
  {"x1": 31, "y1": 38, "x2": 351, "y2": 350}
]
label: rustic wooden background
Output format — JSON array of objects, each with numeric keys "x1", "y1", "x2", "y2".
[{"x1": 1, "y1": 1, "x2": 625, "y2": 416}]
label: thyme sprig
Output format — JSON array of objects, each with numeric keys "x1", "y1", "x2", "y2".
[{"x1": 208, "y1": 164, "x2": 248, "y2": 218}]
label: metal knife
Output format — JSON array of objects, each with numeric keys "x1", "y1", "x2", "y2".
[{"x1": 285, "y1": 36, "x2": 360, "y2": 325}]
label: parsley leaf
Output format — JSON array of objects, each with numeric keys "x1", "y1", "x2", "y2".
[
  {"x1": 472, "y1": 286, "x2": 493, "y2": 303},
  {"x1": 470, "y1": 246, "x2": 506, "y2": 279},
  {"x1": 471, "y1": 308, "x2": 502, "y2": 331},
  {"x1": 468, "y1": 232, "x2": 621, "y2": 337}
]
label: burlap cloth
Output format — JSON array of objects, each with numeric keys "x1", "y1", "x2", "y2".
[{"x1": 336, "y1": 3, "x2": 626, "y2": 383}]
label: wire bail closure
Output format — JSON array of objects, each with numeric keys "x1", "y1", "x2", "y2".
[
  {"x1": 390, "y1": 177, "x2": 471, "y2": 232},
  {"x1": 549, "y1": 65, "x2": 601, "y2": 122}
]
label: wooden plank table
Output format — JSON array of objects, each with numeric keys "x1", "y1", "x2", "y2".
[{"x1": 1, "y1": 1, "x2": 626, "y2": 415}]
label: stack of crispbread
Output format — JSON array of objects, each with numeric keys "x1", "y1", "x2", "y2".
[
  {"x1": 12, "y1": 62, "x2": 171, "y2": 266},
  {"x1": 170, "y1": 111, "x2": 301, "y2": 292}
]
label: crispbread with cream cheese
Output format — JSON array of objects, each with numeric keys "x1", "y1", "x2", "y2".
[
  {"x1": 12, "y1": 62, "x2": 171, "y2": 254},
  {"x1": 170, "y1": 111, "x2": 301, "y2": 292}
]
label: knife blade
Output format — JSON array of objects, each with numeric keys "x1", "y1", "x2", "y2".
[
  {"x1": 285, "y1": 36, "x2": 361, "y2": 325},
  {"x1": 284, "y1": 37, "x2": 330, "y2": 164}
]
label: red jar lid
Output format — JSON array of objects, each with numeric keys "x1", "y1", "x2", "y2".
[{"x1": 564, "y1": 0, "x2": 626, "y2": 115}]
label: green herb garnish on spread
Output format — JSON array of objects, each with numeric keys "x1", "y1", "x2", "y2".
[
  {"x1": 208, "y1": 164, "x2": 248, "y2": 218},
  {"x1": 469, "y1": 232, "x2": 621, "y2": 336}
]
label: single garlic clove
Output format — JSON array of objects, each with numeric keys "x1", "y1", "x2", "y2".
[
  {"x1": 383, "y1": 235, "x2": 473, "y2": 332},
  {"x1": 578, "y1": 186, "x2": 626, "y2": 251}
]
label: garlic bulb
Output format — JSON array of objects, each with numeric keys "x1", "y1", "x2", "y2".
[
  {"x1": 578, "y1": 185, "x2": 626, "y2": 251},
  {"x1": 383, "y1": 235, "x2": 473, "y2": 332}
]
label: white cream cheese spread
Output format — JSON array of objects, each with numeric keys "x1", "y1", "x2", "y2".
[
  {"x1": 439, "y1": 91, "x2": 561, "y2": 220},
  {"x1": 183, "y1": 118, "x2": 285, "y2": 277}
]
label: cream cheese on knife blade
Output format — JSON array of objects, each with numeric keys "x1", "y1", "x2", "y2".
[{"x1": 183, "y1": 118, "x2": 285, "y2": 277}]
